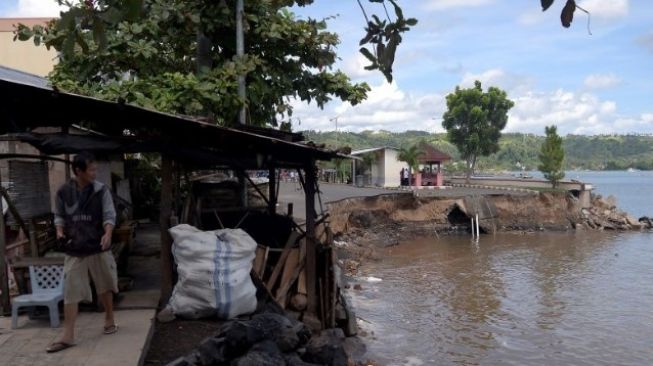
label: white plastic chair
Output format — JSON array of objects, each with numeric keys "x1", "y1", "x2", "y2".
[{"x1": 11, "y1": 265, "x2": 64, "y2": 328}]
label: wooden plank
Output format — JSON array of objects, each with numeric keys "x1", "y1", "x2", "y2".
[
  {"x1": 275, "y1": 248, "x2": 299, "y2": 308},
  {"x1": 304, "y1": 163, "x2": 318, "y2": 316},
  {"x1": 252, "y1": 245, "x2": 269, "y2": 278},
  {"x1": 0, "y1": 176, "x2": 10, "y2": 314},
  {"x1": 297, "y1": 240, "x2": 307, "y2": 295},
  {"x1": 266, "y1": 231, "x2": 300, "y2": 291},
  {"x1": 275, "y1": 250, "x2": 305, "y2": 308},
  {"x1": 28, "y1": 219, "x2": 38, "y2": 257},
  {"x1": 268, "y1": 167, "x2": 277, "y2": 215},
  {"x1": 330, "y1": 246, "x2": 337, "y2": 329},
  {"x1": 11, "y1": 256, "x2": 65, "y2": 268},
  {"x1": 159, "y1": 155, "x2": 174, "y2": 306}
]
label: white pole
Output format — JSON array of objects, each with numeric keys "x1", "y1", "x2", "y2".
[
  {"x1": 471, "y1": 217, "x2": 475, "y2": 238},
  {"x1": 237, "y1": 0, "x2": 246, "y2": 125},
  {"x1": 476, "y1": 214, "x2": 480, "y2": 237}
]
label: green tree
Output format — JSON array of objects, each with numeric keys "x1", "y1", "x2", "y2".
[
  {"x1": 398, "y1": 144, "x2": 422, "y2": 186},
  {"x1": 441, "y1": 80, "x2": 514, "y2": 182},
  {"x1": 538, "y1": 125, "x2": 565, "y2": 188},
  {"x1": 15, "y1": 1, "x2": 418, "y2": 126},
  {"x1": 14, "y1": 0, "x2": 376, "y2": 127}
]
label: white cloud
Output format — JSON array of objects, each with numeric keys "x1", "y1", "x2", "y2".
[
  {"x1": 341, "y1": 53, "x2": 374, "y2": 80},
  {"x1": 290, "y1": 81, "x2": 447, "y2": 133},
  {"x1": 292, "y1": 76, "x2": 653, "y2": 136},
  {"x1": 583, "y1": 73, "x2": 622, "y2": 89},
  {"x1": 460, "y1": 68, "x2": 535, "y2": 95},
  {"x1": 612, "y1": 113, "x2": 653, "y2": 133},
  {"x1": 292, "y1": 66, "x2": 652, "y2": 136},
  {"x1": 423, "y1": 0, "x2": 494, "y2": 11},
  {"x1": 577, "y1": 0, "x2": 629, "y2": 20},
  {"x1": 507, "y1": 89, "x2": 653, "y2": 135},
  {"x1": 5, "y1": 0, "x2": 67, "y2": 17}
]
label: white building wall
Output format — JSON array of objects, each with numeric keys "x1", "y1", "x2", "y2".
[
  {"x1": 384, "y1": 149, "x2": 407, "y2": 187},
  {"x1": 368, "y1": 151, "x2": 383, "y2": 186}
]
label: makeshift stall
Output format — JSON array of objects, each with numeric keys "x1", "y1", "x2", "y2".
[{"x1": 0, "y1": 72, "x2": 350, "y2": 331}]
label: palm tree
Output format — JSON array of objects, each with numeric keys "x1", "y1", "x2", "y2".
[{"x1": 398, "y1": 145, "x2": 423, "y2": 186}]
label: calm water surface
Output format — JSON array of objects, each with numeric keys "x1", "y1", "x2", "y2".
[{"x1": 350, "y1": 171, "x2": 653, "y2": 366}]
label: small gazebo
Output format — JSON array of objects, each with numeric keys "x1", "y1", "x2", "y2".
[{"x1": 416, "y1": 142, "x2": 451, "y2": 186}]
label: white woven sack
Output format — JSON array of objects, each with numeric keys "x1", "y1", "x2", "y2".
[{"x1": 167, "y1": 224, "x2": 258, "y2": 319}]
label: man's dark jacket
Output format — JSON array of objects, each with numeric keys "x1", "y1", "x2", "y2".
[{"x1": 55, "y1": 180, "x2": 116, "y2": 257}]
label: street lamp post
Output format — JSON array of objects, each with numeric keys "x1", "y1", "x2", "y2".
[{"x1": 329, "y1": 116, "x2": 339, "y2": 148}]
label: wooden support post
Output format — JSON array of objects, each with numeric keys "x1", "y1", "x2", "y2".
[
  {"x1": 63, "y1": 125, "x2": 70, "y2": 181},
  {"x1": 159, "y1": 155, "x2": 174, "y2": 306},
  {"x1": 28, "y1": 219, "x2": 38, "y2": 257},
  {"x1": 304, "y1": 162, "x2": 318, "y2": 316},
  {"x1": 268, "y1": 167, "x2": 277, "y2": 215},
  {"x1": 0, "y1": 169, "x2": 9, "y2": 315},
  {"x1": 245, "y1": 175, "x2": 270, "y2": 207},
  {"x1": 0, "y1": 186, "x2": 28, "y2": 238}
]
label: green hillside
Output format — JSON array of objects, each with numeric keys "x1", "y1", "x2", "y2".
[{"x1": 303, "y1": 130, "x2": 653, "y2": 171}]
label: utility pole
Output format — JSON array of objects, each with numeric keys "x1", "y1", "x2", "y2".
[
  {"x1": 236, "y1": 0, "x2": 248, "y2": 207},
  {"x1": 237, "y1": 0, "x2": 246, "y2": 125}
]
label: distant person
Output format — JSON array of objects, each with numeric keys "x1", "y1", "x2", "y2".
[
  {"x1": 402, "y1": 167, "x2": 410, "y2": 186},
  {"x1": 47, "y1": 152, "x2": 118, "y2": 353}
]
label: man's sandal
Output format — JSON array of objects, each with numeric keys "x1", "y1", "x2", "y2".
[
  {"x1": 46, "y1": 342, "x2": 75, "y2": 353},
  {"x1": 103, "y1": 324, "x2": 119, "y2": 334}
]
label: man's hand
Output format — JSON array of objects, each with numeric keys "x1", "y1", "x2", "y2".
[
  {"x1": 56, "y1": 226, "x2": 65, "y2": 239},
  {"x1": 100, "y1": 233, "x2": 112, "y2": 251}
]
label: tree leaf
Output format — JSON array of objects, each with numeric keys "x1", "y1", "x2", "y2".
[
  {"x1": 389, "y1": 0, "x2": 404, "y2": 20},
  {"x1": 359, "y1": 30, "x2": 375, "y2": 46},
  {"x1": 561, "y1": 0, "x2": 576, "y2": 28},
  {"x1": 359, "y1": 47, "x2": 377, "y2": 63},
  {"x1": 124, "y1": 0, "x2": 144, "y2": 21},
  {"x1": 541, "y1": 0, "x2": 555, "y2": 11}
]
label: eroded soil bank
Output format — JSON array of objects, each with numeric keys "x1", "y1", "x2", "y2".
[{"x1": 328, "y1": 191, "x2": 652, "y2": 274}]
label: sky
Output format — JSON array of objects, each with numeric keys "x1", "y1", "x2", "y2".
[{"x1": 2, "y1": 0, "x2": 652, "y2": 135}]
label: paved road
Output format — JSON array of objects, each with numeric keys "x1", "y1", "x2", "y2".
[
  {"x1": 276, "y1": 182, "x2": 531, "y2": 220},
  {"x1": 277, "y1": 182, "x2": 401, "y2": 220}
]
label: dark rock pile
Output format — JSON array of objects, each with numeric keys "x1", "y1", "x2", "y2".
[
  {"x1": 638, "y1": 216, "x2": 653, "y2": 229},
  {"x1": 578, "y1": 195, "x2": 648, "y2": 231},
  {"x1": 166, "y1": 313, "x2": 352, "y2": 366}
]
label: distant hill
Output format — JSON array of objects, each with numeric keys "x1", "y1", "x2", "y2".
[{"x1": 302, "y1": 130, "x2": 653, "y2": 171}]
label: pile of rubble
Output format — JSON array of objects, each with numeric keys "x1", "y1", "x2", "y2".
[
  {"x1": 579, "y1": 195, "x2": 652, "y2": 231},
  {"x1": 167, "y1": 312, "x2": 362, "y2": 366}
]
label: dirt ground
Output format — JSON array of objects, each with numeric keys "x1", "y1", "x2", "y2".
[{"x1": 143, "y1": 318, "x2": 224, "y2": 365}]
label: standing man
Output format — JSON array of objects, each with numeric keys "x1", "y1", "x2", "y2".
[
  {"x1": 402, "y1": 167, "x2": 410, "y2": 186},
  {"x1": 47, "y1": 152, "x2": 118, "y2": 353}
]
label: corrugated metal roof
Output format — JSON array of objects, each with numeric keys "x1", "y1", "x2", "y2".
[
  {"x1": 0, "y1": 74, "x2": 343, "y2": 167},
  {"x1": 0, "y1": 65, "x2": 50, "y2": 89},
  {"x1": 351, "y1": 146, "x2": 398, "y2": 155}
]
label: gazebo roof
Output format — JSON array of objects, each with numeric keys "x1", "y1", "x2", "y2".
[{"x1": 418, "y1": 142, "x2": 452, "y2": 163}]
